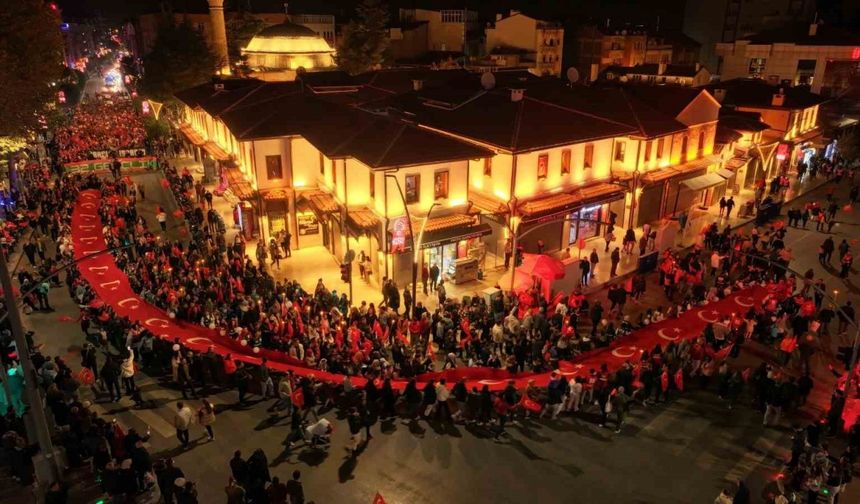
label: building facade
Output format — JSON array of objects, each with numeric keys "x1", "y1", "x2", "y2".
[
  {"x1": 714, "y1": 24, "x2": 860, "y2": 95},
  {"x1": 482, "y1": 11, "x2": 564, "y2": 77},
  {"x1": 573, "y1": 25, "x2": 648, "y2": 81},
  {"x1": 683, "y1": 0, "x2": 815, "y2": 71}
]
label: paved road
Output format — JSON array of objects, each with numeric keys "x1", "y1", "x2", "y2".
[{"x1": 21, "y1": 172, "x2": 859, "y2": 504}]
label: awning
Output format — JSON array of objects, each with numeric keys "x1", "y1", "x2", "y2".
[
  {"x1": 203, "y1": 141, "x2": 230, "y2": 162},
  {"x1": 680, "y1": 172, "x2": 726, "y2": 191},
  {"x1": 178, "y1": 123, "x2": 206, "y2": 146},
  {"x1": 640, "y1": 154, "x2": 721, "y2": 185},
  {"x1": 716, "y1": 168, "x2": 735, "y2": 179},
  {"x1": 298, "y1": 191, "x2": 340, "y2": 218},
  {"x1": 420, "y1": 222, "x2": 492, "y2": 249},
  {"x1": 469, "y1": 191, "x2": 508, "y2": 215},
  {"x1": 347, "y1": 208, "x2": 381, "y2": 238},
  {"x1": 518, "y1": 182, "x2": 625, "y2": 222},
  {"x1": 224, "y1": 167, "x2": 256, "y2": 200},
  {"x1": 791, "y1": 128, "x2": 822, "y2": 144},
  {"x1": 725, "y1": 156, "x2": 749, "y2": 171},
  {"x1": 260, "y1": 188, "x2": 291, "y2": 201}
]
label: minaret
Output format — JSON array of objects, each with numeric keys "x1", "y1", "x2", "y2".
[{"x1": 208, "y1": 0, "x2": 230, "y2": 74}]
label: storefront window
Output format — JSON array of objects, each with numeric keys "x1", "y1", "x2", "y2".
[
  {"x1": 568, "y1": 205, "x2": 603, "y2": 244},
  {"x1": 614, "y1": 142, "x2": 626, "y2": 162},
  {"x1": 267, "y1": 200, "x2": 288, "y2": 235}
]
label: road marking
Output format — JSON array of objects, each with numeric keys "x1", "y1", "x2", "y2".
[{"x1": 722, "y1": 430, "x2": 785, "y2": 483}]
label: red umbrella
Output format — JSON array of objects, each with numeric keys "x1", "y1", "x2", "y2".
[
  {"x1": 518, "y1": 253, "x2": 566, "y2": 280},
  {"x1": 499, "y1": 269, "x2": 533, "y2": 294}
]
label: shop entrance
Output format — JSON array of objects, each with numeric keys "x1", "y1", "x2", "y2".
[{"x1": 567, "y1": 204, "x2": 603, "y2": 245}]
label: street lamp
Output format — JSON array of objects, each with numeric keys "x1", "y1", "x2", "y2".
[{"x1": 383, "y1": 174, "x2": 418, "y2": 305}]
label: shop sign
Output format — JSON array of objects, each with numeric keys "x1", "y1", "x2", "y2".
[
  {"x1": 390, "y1": 216, "x2": 411, "y2": 253},
  {"x1": 297, "y1": 212, "x2": 319, "y2": 236},
  {"x1": 775, "y1": 143, "x2": 790, "y2": 161}
]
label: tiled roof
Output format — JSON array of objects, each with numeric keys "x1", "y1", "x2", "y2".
[
  {"x1": 640, "y1": 155, "x2": 721, "y2": 184},
  {"x1": 518, "y1": 182, "x2": 624, "y2": 220},
  {"x1": 260, "y1": 188, "x2": 290, "y2": 201},
  {"x1": 347, "y1": 208, "x2": 380, "y2": 231},
  {"x1": 178, "y1": 123, "x2": 206, "y2": 146},
  {"x1": 701, "y1": 79, "x2": 827, "y2": 109},
  {"x1": 469, "y1": 191, "x2": 509, "y2": 214},
  {"x1": 419, "y1": 213, "x2": 475, "y2": 233},
  {"x1": 224, "y1": 167, "x2": 255, "y2": 200}
]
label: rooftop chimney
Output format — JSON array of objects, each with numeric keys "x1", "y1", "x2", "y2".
[
  {"x1": 412, "y1": 79, "x2": 424, "y2": 91},
  {"x1": 808, "y1": 23, "x2": 818, "y2": 36},
  {"x1": 771, "y1": 89, "x2": 785, "y2": 107},
  {"x1": 510, "y1": 88, "x2": 525, "y2": 102}
]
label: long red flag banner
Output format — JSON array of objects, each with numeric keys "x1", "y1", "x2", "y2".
[{"x1": 72, "y1": 189, "x2": 770, "y2": 391}]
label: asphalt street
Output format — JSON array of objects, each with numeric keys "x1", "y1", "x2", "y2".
[{"x1": 21, "y1": 172, "x2": 859, "y2": 504}]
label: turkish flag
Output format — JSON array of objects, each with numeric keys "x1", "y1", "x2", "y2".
[
  {"x1": 712, "y1": 344, "x2": 734, "y2": 361},
  {"x1": 291, "y1": 388, "x2": 305, "y2": 409},
  {"x1": 660, "y1": 371, "x2": 669, "y2": 392},
  {"x1": 373, "y1": 493, "x2": 387, "y2": 504},
  {"x1": 520, "y1": 395, "x2": 542, "y2": 413},
  {"x1": 674, "y1": 369, "x2": 684, "y2": 392}
]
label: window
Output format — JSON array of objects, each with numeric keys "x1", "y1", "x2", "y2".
[
  {"x1": 584, "y1": 144, "x2": 594, "y2": 169},
  {"x1": 680, "y1": 135, "x2": 689, "y2": 162},
  {"x1": 697, "y1": 130, "x2": 706, "y2": 156},
  {"x1": 644, "y1": 141, "x2": 652, "y2": 162},
  {"x1": 369, "y1": 171, "x2": 375, "y2": 199},
  {"x1": 748, "y1": 57, "x2": 767, "y2": 77},
  {"x1": 331, "y1": 159, "x2": 337, "y2": 185},
  {"x1": 265, "y1": 155, "x2": 282, "y2": 180},
  {"x1": 434, "y1": 171, "x2": 449, "y2": 200},
  {"x1": 561, "y1": 149, "x2": 571, "y2": 175},
  {"x1": 656, "y1": 138, "x2": 665, "y2": 158},
  {"x1": 405, "y1": 174, "x2": 420, "y2": 204},
  {"x1": 614, "y1": 141, "x2": 626, "y2": 162},
  {"x1": 483, "y1": 157, "x2": 492, "y2": 176},
  {"x1": 537, "y1": 153, "x2": 549, "y2": 179}
]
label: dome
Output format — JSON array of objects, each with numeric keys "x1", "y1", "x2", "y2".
[{"x1": 244, "y1": 22, "x2": 334, "y2": 55}]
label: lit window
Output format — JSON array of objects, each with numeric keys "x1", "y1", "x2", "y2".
[
  {"x1": 561, "y1": 149, "x2": 571, "y2": 174},
  {"x1": 405, "y1": 174, "x2": 420, "y2": 204},
  {"x1": 537, "y1": 153, "x2": 549, "y2": 179},
  {"x1": 656, "y1": 138, "x2": 665, "y2": 159},
  {"x1": 483, "y1": 157, "x2": 492, "y2": 176},
  {"x1": 644, "y1": 141, "x2": 652, "y2": 162},
  {"x1": 434, "y1": 171, "x2": 449, "y2": 200},
  {"x1": 265, "y1": 155, "x2": 282, "y2": 180},
  {"x1": 584, "y1": 144, "x2": 594, "y2": 169},
  {"x1": 614, "y1": 141, "x2": 626, "y2": 162},
  {"x1": 369, "y1": 171, "x2": 375, "y2": 198}
]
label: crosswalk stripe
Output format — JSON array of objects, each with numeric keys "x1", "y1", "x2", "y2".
[{"x1": 722, "y1": 430, "x2": 785, "y2": 482}]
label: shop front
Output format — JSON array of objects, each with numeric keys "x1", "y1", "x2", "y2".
[
  {"x1": 296, "y1": 190, "x2": 341, "y2": 254},
  {"x1": 346, "y1": 208, "x2": 382, "y2": 284},
  {"x1": 419, "y1": 218, "x2": 492, "y2": 285},
  {"x1": 517, "y1": 182, "x2": 626, "y2": 253}
]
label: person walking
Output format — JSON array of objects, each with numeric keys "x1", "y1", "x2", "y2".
[
  {"x1": 101, "y1": 356, "x2": 122, "y2": 402},
  {"x1": 347, "y1": 407, "x2": 364, "y2": 456},
  {"x1": 281, "y1": 231, "x2": 292, "y2": 258},
  {"x1": 610, "y1": 247, "x2": 621, "y2": 277},
  {"x1": 197, "y1": 399, "x2": 216, "y2": 441},
  {"x1": 821, "y1": 237, "x2": 835, "y2": 265},
  {"x1": 120, "y1": 347, "x2": 136, "y2": 396},
  {"x1": 429, "y1": 263, "x2": 440, "y2": 292},
  {"x1": 174, "y1": 402, "x2": 193, "y2": 448},
  {"x1": 235, "y1": 362, "x2": 250, "y2": 405},
  {"x1": 156, "y1": 207, "x2": 168, "y2": 232},
  {"x1": 285, "y1": 471, "x2": 304, "y2": 504},
  {"x1": 259, "y1": 358, "x2": 274, "y2": 400},
  {"x1": 840, "y1": 251, "x2": 853, "y2": 278},
  {"x1": 579, "y1": 258, "x2": 590, "y2": 287},
  {"x1": 725, "y1": 196, "x2": 735, "y2": 218},
  {"x1": 589, "y1": 248, "x2": 599, "y2": 279},
  {"x1": 268, "y1": 239, "x2": 281, "y2": 269},
  {"x1": 611, "y1": 386, "x2": 631, "y2": 433}
]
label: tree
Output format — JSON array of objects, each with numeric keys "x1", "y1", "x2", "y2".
[
  {"x1": 335, "y1": 0, "x2": 390, "y2": 75},
  {"x1": 226, "y1": 11, "x2": 264, "y2": 77},
  {"x1": 0, "y1": 0, "x2": 65, "y2": 137},
  {"x1": 139, "y1": 19, "x2": 217, "y2": 102}
]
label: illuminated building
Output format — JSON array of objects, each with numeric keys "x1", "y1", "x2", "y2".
[
  {"x1": 174, "y1": 69, "x2": 821, "y2": 288},
  {"x1": 241, "y1": 21, "x2": 336, "y2": 81}
]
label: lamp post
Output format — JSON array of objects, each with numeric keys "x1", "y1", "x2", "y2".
[
  {"x1": 628, "y1": 168, "x2": 640, "y2": 229},
  {"x1": 384, "y1": 174, "x2": 418, "y2": 305},
  {"x1": 0, "y1": 253, "x2": 59, "y2": 484},
  {"x1": 415, "y1": 202, "x2": 440, "y2": 292}
]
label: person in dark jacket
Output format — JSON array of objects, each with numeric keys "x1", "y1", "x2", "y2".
[
  {"x1": 229, "y1": 450, "x2": 248, "y2": 488},
  {"x1": 285, "y1": 470, "x2": 304, "y2": 504}
]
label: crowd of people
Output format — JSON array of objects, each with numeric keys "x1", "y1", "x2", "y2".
[
  {"x1": 2, "y1": 137, "x2": 860, "y2": 504},
  {"x1": 54, "y1": 99, "x2": 146, "y2": 164}
]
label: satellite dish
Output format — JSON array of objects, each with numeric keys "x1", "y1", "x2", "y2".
[
  {"x1": 480, "y1": 71, "x2": 496, "y2": 90},
  {"x1": 566, "y1": 67, "x2": 580, "y2": 84}
]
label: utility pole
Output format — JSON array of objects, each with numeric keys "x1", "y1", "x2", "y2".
[{"x1": 0, "y1": 253, "x2": 59, "y2": 484}]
